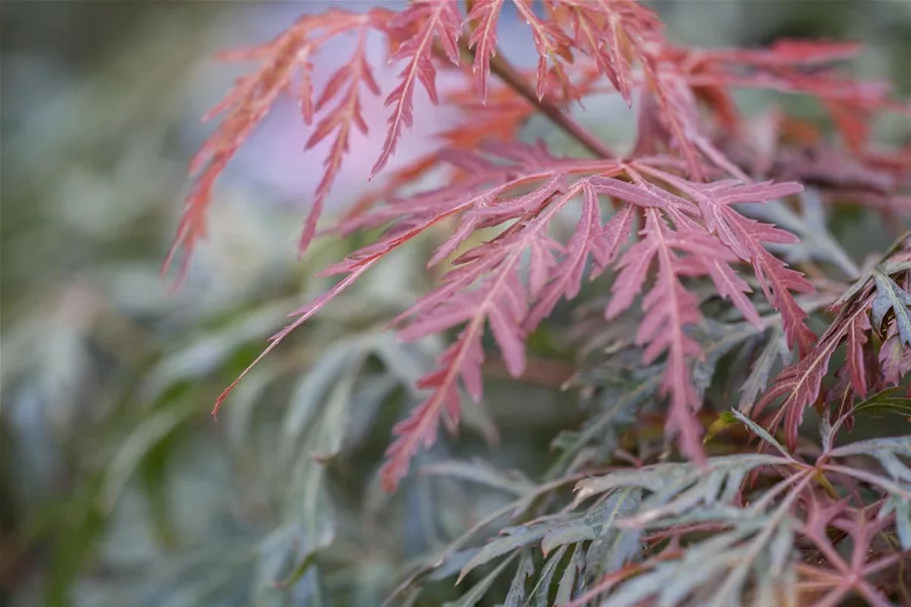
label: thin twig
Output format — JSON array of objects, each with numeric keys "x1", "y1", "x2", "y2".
[{"x1": 458, "y1": 40, "x2": 615, "y2": 159}]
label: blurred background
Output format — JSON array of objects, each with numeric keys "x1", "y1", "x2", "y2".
[{"x1": 2, "y1": 2, "x2": 910, "y2": 606}]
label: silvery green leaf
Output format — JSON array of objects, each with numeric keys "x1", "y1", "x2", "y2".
[
  {"x1": 252, "y1": 526, "x2": 323, "y2": 607},
  {"x1": 341, "y1": 373, "x2": 402, "y2": 447},
  {"x1": 459, "y1": 522, "x2": 552, "y2": 583},
  {"x1": 283, "y1": 370, "x2": 359, "y2": 547},
  {"x1": 738, "y1": 323, "x2": 789, "y2": 414},
  {"x1": 874, "y1": 450, "x2": 911, "y2": 483},
  {"x1": 878, "y1": 495, "x2": 911, "y2": 549},
  {"x1": 372, "y1": 336, "x2": 433, "y2": 389},
  {"x1": 547, "y1": 375, "x2": 658, "y2": 478},
  {"x1": 601, "y1": 512, "x2": 798, "y2": 607},
  {"x1": 691, "y1": 321, "x2": 764, "y2": 400},
  {"x1": 828, "y1": 436, "x2": 911, "y2": 502},
  {"x1": 768, "y1": 515, "x2": 795, "y2": 578},
  {"x1": 829, "y1": 436, "x2": 911, "y2": 458},
  {"x1": 751, "y1": 191, "x2": 860, "y2": 278},
  {"x1": 819, "y1": 408, "x2": 834, "y2": 453},
  {"x1": 503, "y1": 551, "x2": 534, "y2": 607},
  {"x1": 529, "y1": 544, "x2": 567, "y2": 607},
  {"x1": 541, "y1": 489, "x2": 641, "y2": 556},
  {"x1": 447, "y1": 554, "x2": 516, "y2": 607},
  {"x1": 554, "y1": 544, "x2": 584, "y2": 605},
  {"x1": 582, "y1": 493, "x2": 644, "y2": 583},
  {"x1": 574, "y1": 454, "x2": 787, "y2": 512},
  {"x1": 732, "y1": 410, "x2": 792, "y2": 459},
  {"x1": 255, "y1": 365, "x2": 364, "y2": 606},
  {"x1": 427, "y1": 549, "x2": 484, "y2": 582},
  {"x1": 281, "y1": 340, "x2": 363, "y2": 460},
  {"x1": 872, "y1": 270, "x2": 911, "y2": 347},
  {"x1": 422, "y1": 459, "x2": 537, "y2": 497}
]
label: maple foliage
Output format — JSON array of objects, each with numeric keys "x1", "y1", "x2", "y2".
[
  {"x1": 171, "y1": 0, "x2": 910, "y2": 516},
  {"x1": 164, "y1": 8, "x2": 396, "y2": 277},
  {"x1": 753, "y1": 234, "x2": 911, "y2": 447}
]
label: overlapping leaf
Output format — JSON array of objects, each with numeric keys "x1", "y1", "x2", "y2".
[
  {"x1": 165, "y1": 9, "x2": 395, "y2": 280},
  {"x1": 754, "y1": 234, "x2": 911, "y2": 447}
]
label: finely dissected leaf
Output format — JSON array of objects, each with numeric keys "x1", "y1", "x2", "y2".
[
  {"x1": 211, "y1": 138, "x2": 819, "y2": 489},
  {"x1": 573, "y1": 453, "x2": 790, "y2": 516},
  {"x1": 300, "y1": 21, "x2": 383, "y2": 252},
  {"x1": 382, "y1": 476, "x2": 578, "y2": 607},
  {"x1": 639, "y1": 168, "x2": 814, "y2": 353},
  {"x1": 24, "y1": 0, "x2": 911, "y2": 605},
  {"x1": 170, "y1": 2, "x2": 910, "y2": 547},
  {"x1": 599, "y1": 515, "x2": 798, "y2": 607},
  {"x1": 577, "y1": 494, "x2": 644, "y2": 583},
  {"x1": 379, "y1": 246, "x2": 532, "y2": 489},
  {"x1": 375, "y1": 156, "x2": 633, "y2": 489},
  {"x1": 756, "y1": 237, "x2": 911, "y2": 446},
  {"x1": 606, "y1": 205, "x2": 747, "y2": 459},
  {"x1": 749, "y1": 190, "x2": 861, "y2": 279},
  {"x1": 541, "y1": 489, "x2": 642, "y2": 556},
  {"x1": 825, "y1": 436, "x2": 911, "y2": 508},
  {"x1": 465, "y1": 0, "x2": 506, "y2": 103},
  {"x1": 559, "y1": 0, "x2": 662, "y2": 105},
  {"x1": 459, "y1": 521, "x2": 552, "y2": 583},
  {"x1": 796, "y1": 501, "x2": 906, "y2": 607},
  {"x1": 372, "y1": 0, "x2": 462, "y2": 177},
  {"x1": 754, "y1": 338, "x2": 838, "y2": 449},
  {"x1": 165, "y1": 9, "x2": 393, "y2": 279},
  {"x1": 577, "y1": 463, "x2": 811, "y2": 607},
  {"x1": 610, "y1": 208, "x2": 708, "y2": 455},
  {"x1": 457, "y1": 489, "x2": 643, "y2": 598},
  {"x1": 511, "y1": 0, "x2": 575, "y2": 100},
  {"x1": 548, "y1": 374, "x2": 659, "y2": 478},
  {"x1": 843, "y1": 311, "x2": 872, "y2": 396},
  {"x1": 524, "y1": 184, "x2": 611, "y2": 330}
]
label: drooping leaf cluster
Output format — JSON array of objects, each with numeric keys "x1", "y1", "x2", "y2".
[{"x1": 163, "y1": 0, "x2": 911, "y2": 605}]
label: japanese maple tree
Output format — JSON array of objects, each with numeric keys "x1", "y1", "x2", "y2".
[{"x1": 166, "y1": 1, "x2": 910, "y2": 604}]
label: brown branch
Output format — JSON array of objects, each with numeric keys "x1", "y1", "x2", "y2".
[{"x1": 458, "y1": 40, "x2": 615, "y2": 159}]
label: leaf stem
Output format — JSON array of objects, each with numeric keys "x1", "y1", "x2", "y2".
[{"x1": 459, "y1": 40, "x2": 615, "y2": 159}]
